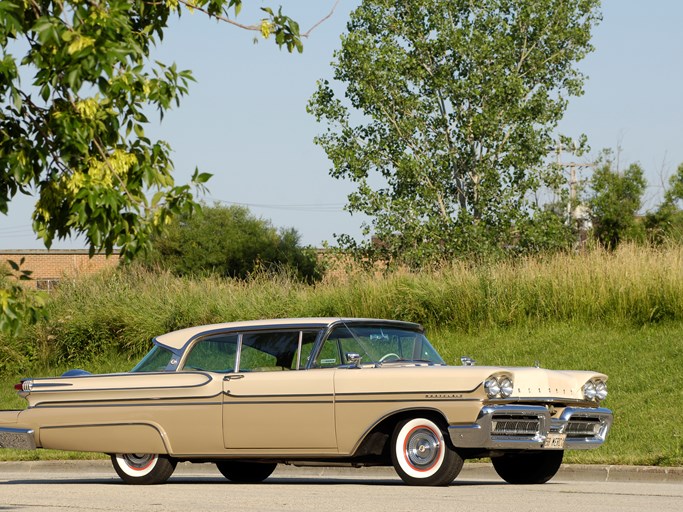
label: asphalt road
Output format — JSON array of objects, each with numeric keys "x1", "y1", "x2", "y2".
[{"x1": 1, "y1": 462, "x2": 682, "y2": 512}]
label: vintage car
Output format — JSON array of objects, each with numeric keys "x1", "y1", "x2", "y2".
[{"x1": 0, "y1": 318, "x2": 612, "y2": 486}]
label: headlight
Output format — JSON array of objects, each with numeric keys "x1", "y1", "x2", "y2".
[
  {"x1": 583, "y1": 381, "x2": 596, "y2": 400},
  {"x1": 583, "y1": 378, "x2": 608, "y2": 401},
  {"x1": 485, "y1": 377, "x2": 501, "y2": 398},
  {"x1": 595, "y1": 380, "x2": 608, "y2": 400},
  {"x1": 499, "y1": 377, "x2": 514, "y2": 398},
  {"x1": 484, "y1": 375, "x2": 513, "y2": 399}
]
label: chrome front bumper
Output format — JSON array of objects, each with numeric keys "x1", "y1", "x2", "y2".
[
  {"x1": 0, "y1": 427, "x2": 37, "y2": 450},
  {"x1": 448, "y1": 405, "x2": 613, "y2": 450}
]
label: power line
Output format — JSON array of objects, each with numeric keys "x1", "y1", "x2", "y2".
[
  {"x1": 0, "y1": 225, "x2": 35, "y2": 236},
  {"x1": 207, "y1": 197, "x2": 346, "y2": 213}
]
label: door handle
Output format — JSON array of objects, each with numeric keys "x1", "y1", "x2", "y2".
[{"x1": 223, "y1": 375, "x2": 244, "y2": 381}]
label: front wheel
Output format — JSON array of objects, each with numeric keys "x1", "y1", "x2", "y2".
[
  {"x1": 491, "y1": 450, "x2": 564, "y2": 484},
  {"x1": 390, "y1": 417, "x2": 463, "y2": 486},
  {"x1": 216, "y1": 461, "x2": 277, "y2": 483},
  {"x1": 111, "y1": 453, "x2": 177, "y2": 485}
]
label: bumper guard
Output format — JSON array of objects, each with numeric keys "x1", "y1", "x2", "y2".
[
  {"x1": 448, "y1": 404, "x2": 613, "y2": 450},
  {"x1": 0, "y1": 427, "x2": 37, "y2": 450}
]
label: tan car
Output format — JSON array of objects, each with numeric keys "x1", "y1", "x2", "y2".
[{"x1": 0, "y1": 318, "x2": 612, "y2": 486}]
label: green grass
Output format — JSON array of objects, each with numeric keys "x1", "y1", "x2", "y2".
[{"x1": 1, "y1": 244, "x2": 682, "y2": 464}]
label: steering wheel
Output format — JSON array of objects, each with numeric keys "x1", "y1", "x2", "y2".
[{"x1": 379, "y1": 353, "x2": 401, "y2": 363}]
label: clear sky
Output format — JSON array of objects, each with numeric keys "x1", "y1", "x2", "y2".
[{"x1": 1, "y1": 0, "x2": 682, "y2": 249}]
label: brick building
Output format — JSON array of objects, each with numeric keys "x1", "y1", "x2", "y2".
[{"x1": 0, "y1": 250, "x2": 120, "y2": 290}]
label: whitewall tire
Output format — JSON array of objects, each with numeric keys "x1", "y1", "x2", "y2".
[
  {"x1": 111, "y1": 453, "x2": 177, "y2": 485},
  {"x1": 390, "y1": 417, "x2": 463, "y2": 486}
]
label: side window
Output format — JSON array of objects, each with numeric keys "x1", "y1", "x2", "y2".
[
  {"x1": 239, "y1": 331, "x2": 300, "y2": 372},
  {"x1": 183, "y1": 334, "x2": 238, "y2": 372},
  {"x1": 297, "y1": 331, "x2": 320, "y2": 369},
  {"x1": 316, "y1": 337, "x2": 341, "y2": 368},
  {"x1": 314, "y1": 327, "x2": 367, "y2": 367}
]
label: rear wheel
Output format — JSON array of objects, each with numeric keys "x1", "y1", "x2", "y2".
[
  {"x1": 216, "y1": 461, "x2": 277, "y2": 483},
  {"x1": 111, "y1": 453, "x2": 177, "y2": 485},
  {"x1": 390, "y1": 417, "x2": 463, "y2": 486},
  {"x1": 492, "y1": 450, "x2": 564, "y2": 484}
]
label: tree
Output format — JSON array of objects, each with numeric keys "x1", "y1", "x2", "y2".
[
  {"x1": 144, "y1": 204, "x2": 322, "y2": 282},
  {"x1": 1, "y1": 0, "x2": 305, "y2": 259},
  {"x1": 308, "y1": 0, "x2": 601, "y2": 265},
  {"x1": 587, "y1": 155, "x2": 646, "y2": 250},
  {"x1": 0, "y1": 258, "x2": 46, "y2": 335},
  {"x1": 645, "y1": 162, "x2": 683, "y2": 244},
  {"x1": 0, "y1": 0, "x2": 334, "y2": 333}
]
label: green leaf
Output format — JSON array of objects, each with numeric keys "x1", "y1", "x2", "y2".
[{"x1": 11, "y1": 89, "x2": 22, "y2": 110}]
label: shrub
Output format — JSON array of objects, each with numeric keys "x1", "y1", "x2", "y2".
[{"x1": 143, "y1": 204, "x2": 322, "y2": 283}]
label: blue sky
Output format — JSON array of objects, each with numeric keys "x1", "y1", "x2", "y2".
[{"x1": 1, "y1": 0, "x2": 682, "y2": 249}]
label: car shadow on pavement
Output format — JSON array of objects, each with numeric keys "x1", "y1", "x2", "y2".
[{"x1": 1, "y1": 476, "x2": 507, "y2": 487}]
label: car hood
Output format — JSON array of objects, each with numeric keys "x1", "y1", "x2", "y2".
[{"x1": 336, "y1": 364, "x2": 606, "y2": 401}]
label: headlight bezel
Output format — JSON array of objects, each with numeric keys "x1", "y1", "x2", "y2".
[
  {"x1": 499, "y1": 377, "x2": 514, "y2": 398},
  {"x1": 484, "y1": 374, "x2": 513, "y2": 399},
  {"x1": 583, "y1": 378, "x2": 608, "y2": 402},
  {"x1": 594, "y1": 380, "x2": 608, "y2": 401}
]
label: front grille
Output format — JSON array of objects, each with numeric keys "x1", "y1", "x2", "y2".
[
  {"x1": 566, "y1": 418, "x2": 600, "y2": 438},
  {"x1": 492, "y1": 416, "x2": 541, "y2": 437}
]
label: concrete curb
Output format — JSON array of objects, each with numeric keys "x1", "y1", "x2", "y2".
[{"x1": 1, "y1": 460, "x2": 682, "y2": 483}]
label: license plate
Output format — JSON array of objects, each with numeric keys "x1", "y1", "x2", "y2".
[{"x1": 543, "y1": 433, "x2": 566, "y2": 449}]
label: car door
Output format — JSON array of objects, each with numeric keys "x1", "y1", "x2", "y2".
[{"x1": 222, "y1": 330, "x2": 337, "y2": 450}]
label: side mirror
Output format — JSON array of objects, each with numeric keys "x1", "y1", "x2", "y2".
[{"x1": 346, "y1": 353, "x2": 362, "y2": 369}]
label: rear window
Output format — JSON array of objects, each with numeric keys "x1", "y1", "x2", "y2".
[{"x1": 131, "y1": 345, "x2": 174, "y2": 373}]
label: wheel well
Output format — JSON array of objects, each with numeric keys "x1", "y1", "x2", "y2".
[{"x1": 353, "y1": 409, "x2": 450, "y2": 460}]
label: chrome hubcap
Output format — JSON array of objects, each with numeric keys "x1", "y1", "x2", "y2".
[
  {"x1": 123, "y1": 454, "x2": 155, "y2": 469},
  {"x1": 406, "y1": 428, "x2": 440, "y2": 468}
]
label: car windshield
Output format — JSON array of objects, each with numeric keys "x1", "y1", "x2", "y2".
[
  {"x1": 314, "y1": 324, "x2": 445, "y2": 368},
  {"x1": 131, "y1": 345, "x2": 174, "y2": 372}
]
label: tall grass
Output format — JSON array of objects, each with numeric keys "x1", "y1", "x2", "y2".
[{"x1": 2, "y1": 243, "x2": 682, "y2": 371}]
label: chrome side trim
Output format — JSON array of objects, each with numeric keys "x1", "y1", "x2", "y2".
[
  {"x1": 448, "y1": 405, "x2": 613, "y2": 450},
  {"x1": 487, "y1": 397, "x2": 592, "y2": 405},
  {"x1": 34, "y1": 401, "x2": 224, "y2": 409},
  {"x1": 0, "y1": 427, "x2": 37, "y2": 450},
  {"x1": 334, "y1": 388, "x2": 484, "y2": 401},
  {"x1": 27, "y1": 372, "x2": 212, "y2": 394},
  {"x1": 40, "y1": 421, "x2": 171, "y2": 454}
]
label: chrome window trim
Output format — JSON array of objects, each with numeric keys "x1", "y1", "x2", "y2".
[
  {"x1": 157, "y1": 321, "x2": 335, "y2": 355},
  {"x1": 235, "y1": 333, "x2": 243, "y2": 372},
  {"x1": 295, "y1": 331, "x2": 303, "y2": 370}
]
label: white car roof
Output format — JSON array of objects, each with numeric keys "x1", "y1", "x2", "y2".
[{"x1": 154, "y1": 318, "x2": 421, "y2": 351}]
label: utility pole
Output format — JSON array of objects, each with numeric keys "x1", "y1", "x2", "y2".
[{"x1": 554, "y1": 142, "x2": 595, "y2": 223}]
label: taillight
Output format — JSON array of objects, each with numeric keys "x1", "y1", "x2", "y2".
[{"x1": 15, "y1": 380, "x2": 33, "y2": 392}]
